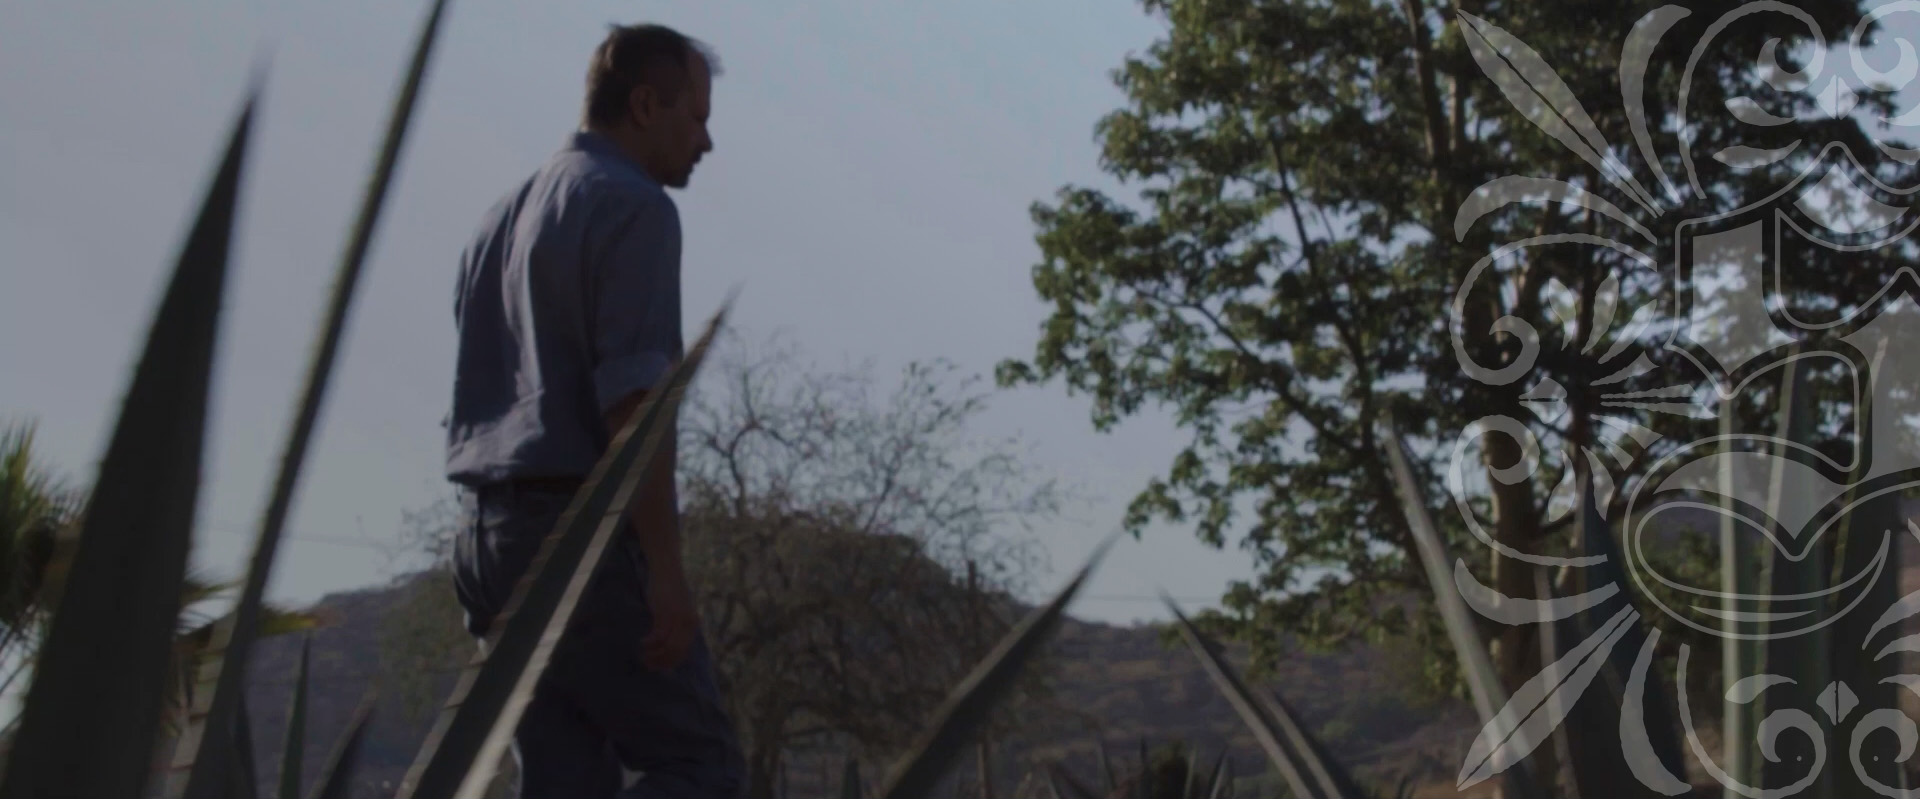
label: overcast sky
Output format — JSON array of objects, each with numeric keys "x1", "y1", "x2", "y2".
[{"x1": 0, "y1": 0, "x2": 1262, "y2": 627}]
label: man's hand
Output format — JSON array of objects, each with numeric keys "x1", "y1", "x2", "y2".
[
  {"x1": 606, "y1": 383, "x2": 699, "y2": 671},
  {"x1": 641, "y1": 556, "x2": 699, "y2": 671}
]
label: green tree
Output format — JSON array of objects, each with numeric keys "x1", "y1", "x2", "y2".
[
  {"x1": 0, "y1": 419, "x2": 317, "y2": 740},
  {"x1": 0, "y1": 421, "x2": 79, "y2": 702},
  {"x1": 999, "y1": 0, "x2": 1886, "y2": 731}
]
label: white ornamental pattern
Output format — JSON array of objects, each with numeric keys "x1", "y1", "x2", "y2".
[{"x1": 1447, "y1": 4, "x2": 1920, "y2": 796}]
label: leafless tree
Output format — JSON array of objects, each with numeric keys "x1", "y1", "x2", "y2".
[
  {"x1": 378, "y1": 332, "x2": 1073, "y2": 799},
  {"x1": 680, "y1": 332, "x2": 1065, "y2": 799}
]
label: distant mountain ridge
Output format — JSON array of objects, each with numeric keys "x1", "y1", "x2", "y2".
[
  {"x1": 223, "y1": 571, "x2": 1478, "y2": 799},
  {"x1": 219, "y1": 497, "x2": 1920, "y2": 799}
]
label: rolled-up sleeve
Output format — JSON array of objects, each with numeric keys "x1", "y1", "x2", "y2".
[{"x1": 589, "y1": 192, "x2": 683, "y2": 414}]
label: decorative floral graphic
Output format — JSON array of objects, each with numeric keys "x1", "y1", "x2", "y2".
[{"x1": 1446, "y1": 4, "x2": 1920, "y2": 796}]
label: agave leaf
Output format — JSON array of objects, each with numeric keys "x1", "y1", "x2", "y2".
[
  {"x1": 1458, "y1": 605, "x2": 1637, "y2": 791},
  {"x1": 168, "y1": 1, "x2": 450, "y2": 796},
  {"x1": 871, "y1": 530, "x2": 1121, "y2": 799},
  {"x1": 232, "y1": 691, "x2": 262, "y2": 799},
  {"x1": 1830, "y1": 338, "x2": 1907, "y2": 796},
  {"x1": 1837, "y1": 499, "x2": 1911, "y2": 796},
  {"x1": 0, "y1": 75, "x2": 261, "y2": 799},
  {"x1": 1181, "y1": 747, "x2": 1199, "y2": 799},
  {"x1": 1554, "y1": 470, "x2": 1690, "y2": 798},
  {"x1": 1380, "y1": 419, "x2": 1507, "y2": 719},
  {"x1": 1379, "y1": 416, "x2": 1544, "y2": 799},
  {"x1": 393, "y1": 293, "x2": 738, "y2": 799},
  {"x1": 1163, "y1": 596, "x2": 1364, "y2": 799},
  {"x1": 842, "y1": 756, "x2": 864, "y2": 799},
  {"x1": 278, "y1": 636, "x2": 311, "y2": 799},
  {"x1": 1210, "y1": 760, "x2": 1232, "y2": 799},
  {"x1": 1456, "y1": 11, "x2": 1659, "y2": 212},
  {"x1": 1203, "y1": 751, "x2": 1228, "y2": 799},
  {"x1": 169, "y1": 605, "x2": 322, "y2": 791},
  {"x1": 305, "y1": 689, "x2": 377, "y2": 799},
  {"x1": 1046, "y1": 762, "x2": 1100, "y2": 799}
]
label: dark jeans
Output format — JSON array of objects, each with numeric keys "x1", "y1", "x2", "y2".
[{"x1": 452, "y1": 483, "x2": 745, "y2": 799}]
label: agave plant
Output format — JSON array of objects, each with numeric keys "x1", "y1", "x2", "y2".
[
  {"x1": 0, "y1": 0, "x2": 1189, "y2": 797},
  {"x1": 1043, "y1": 740, "x2": 1233, "y2": 799},
  {"x1": 1363, "y1": 338, "x2": 1920, "y2": 799},
  {"x1": 0, "y1": 0, "x2": 447, "y2": 793},
  {"x1": 168, "y1": 582, "x2": 322, "y2": 733},
  {"x1": 267, "y1": 635, "x2": 379, "y2": 799}
]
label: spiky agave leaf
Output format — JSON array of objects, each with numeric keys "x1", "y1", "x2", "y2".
[
  {"x1": 393, "y1": 291, "x2": 739, "y2": 799},
  {"x1": 0, "y1": 73, "x2": 261, "y2": 799},
  {"x1": 871, "y1": 530, "x2": 1122, "y2": 799},
  {"x1": 1552, "y1": 469, "x2": 1689, "y2": 798},
  {"x1": 278, "y1": 636, "x2": 312, "y2": 799},
  {"x1": 167, "y1": 1, "x2": 451, "y2": 796},
  {"x1": 306, "y1": 689, "x2": 377, "y2": 799},
  {"x1": 1206, "y1": 760, "x2": 1231, "y2": 799},
  {"x1": 1046, "y1": 762, "x2": 1100, "y2": 799},
  {"x1": 166, "y1": 593, "x2": 320, "y2": 742},
  {"x1": 1163, "y1": 597, "x2": 1364, "y2": 799},
  {"x1": 1379, "y1": 415, "x2": 1544, "y2": 799},
  {"x1": 1202, "y1": 751, "x2": 1227, "y2": 799},
  {"x1": 1181, "y1": 747, "x2": 1200, "y2": 799},
  {"x1": 842, "y1": 756, "x2": 864, "y2": 799},
  {"x1": 1828, "y1": 487, "x2": 1906, "y2": 795},
  {"x1": 1806, "y1": 338, "x2": 1910, "y2": 798},
  {"x1": 232, "y1": 692, "x2": 262, "y2": 799}
]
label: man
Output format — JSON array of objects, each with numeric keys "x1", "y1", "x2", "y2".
[{"x1": 443, "y1": 22, "x2": 743, "y2": 799}]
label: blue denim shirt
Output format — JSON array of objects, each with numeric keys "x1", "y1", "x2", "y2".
[{"x1": 445, "y1": 130, "x2": 684, "y2": 485}]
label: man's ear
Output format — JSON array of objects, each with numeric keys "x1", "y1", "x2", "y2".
[{"x1": 625, "y1": 83, "x2": 655, "y2": 127}]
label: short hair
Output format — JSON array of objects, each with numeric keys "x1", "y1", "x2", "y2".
[{"x1": 583, "y1": 23, "x2": 722, "y2": 128}]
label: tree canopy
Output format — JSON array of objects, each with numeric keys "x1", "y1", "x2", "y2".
[{"x1": 999, "y1": 0, "x2": 1899, "y2": 707}]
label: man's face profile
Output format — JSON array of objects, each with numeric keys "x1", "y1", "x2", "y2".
[{"x1": 632, "y1": 54, "x2": 712, "y2": 189}]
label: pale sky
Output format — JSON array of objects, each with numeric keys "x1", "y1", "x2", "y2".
[{"x1": 0, "y1": 0, "x2": 1259, "y2": 626}]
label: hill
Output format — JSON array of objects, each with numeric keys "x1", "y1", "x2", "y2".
[
  {"x1": 209, "y1": 497, "x2": 1920, "y2": 799},
  {"x1": 224, "y1": 571, "x2": 1480, "y2": 799}
]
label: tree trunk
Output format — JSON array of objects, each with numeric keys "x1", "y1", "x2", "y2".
[
  {"x1": 1484, "y1": 427, "x2": 1556, "y2": 797},
  {"x1": 1456, "y1": 235, "x2": 1555, "y2": 797}
]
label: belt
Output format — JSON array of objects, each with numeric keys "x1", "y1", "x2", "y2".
[{"x1": 476, "y1": 475, "x2": 586, "y2": 496}]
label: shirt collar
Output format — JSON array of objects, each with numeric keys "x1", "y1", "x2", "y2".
[{"x1": 567, "y1": 129, "x2": 659, "y2": 185}]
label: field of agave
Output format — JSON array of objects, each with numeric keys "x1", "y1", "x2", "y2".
[{"x1": 3, "y1": 1, "x2": 1912, "y2": 798}]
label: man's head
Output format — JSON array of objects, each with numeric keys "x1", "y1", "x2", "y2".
[{"x1": 584, "y1": 24, "x2": 718, "y2": 189}]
